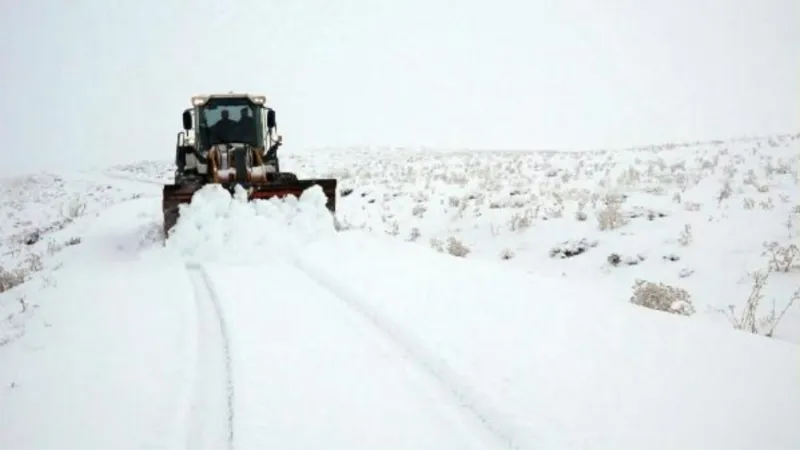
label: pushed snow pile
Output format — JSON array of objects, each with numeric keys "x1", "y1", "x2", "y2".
[{"x1": 165, "y1": 184, "x2": 336, "y2": 263}]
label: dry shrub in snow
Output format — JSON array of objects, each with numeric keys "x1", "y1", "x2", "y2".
[
  {"x1": 0, "y1": 266, "x2": 28, "y2": 293},
  {"x1": 446, "y1": 236, "x2": 470, "y2": 257},
  {"x1": 385, "y1": 220, "x2": 400, "y2": 237},
  {"x1": 549, "y1": 238, "x2": 598, "y2": 259},
  {"x1": 0, "y1": 251, "x2": 45, "y2": 293},
  {"x1": 761, "y1": 241, "x2": 798, "y2": 272},
  {"x1": 333, "y1": 216, "x2": 351, "y2": 231},
  {"x1": 63, "y1": 198, "x2": 88, "y2": 219},
  {"x1": 429, "y1": 236, "x2": 470, "y2": 257},
  {"x1": 717, "y1": 179, "x2": 733, "y2": 205},
  {"x1": 0, "y1": 295, "x2": 32, "y2": 347},
  {"x1": 45, "y1": 236, "x2": 82, "y2": 256},
  {"x1": 25, "y1": 253, "x2": 43, "y2": 272},
  {"x1": 596, "y1": 194, "x2": 628, "y2": 230},
  {"x1": 683, "y1": 201, "x2": 702, "y2": 212},
  {"x1": 627, "y1": 207, "x2": 668, "y2": 221},
  {"x1": 630, "y1": 279, "x2": 695, "y2": 316},
  {"x1": 677, "y1": 224, "x2": 692, "y2": 246},
  {"x1": 508, "y1": 209, "x2": 534, "y2": 231},
  {"x1": 608, "y1": 253, "x2": 646, "y2": 267},
  {"x1": 715, "y1": 271, "x2": 799, "y2": 337}
]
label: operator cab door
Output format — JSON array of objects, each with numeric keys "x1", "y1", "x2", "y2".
[{"x1": 176, "y1": 108, "x2": 199, "y2": 172}]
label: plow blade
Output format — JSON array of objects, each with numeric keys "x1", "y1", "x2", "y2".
[{"x1": 161, "y1": 178, "x2": 338, "y2": 236}]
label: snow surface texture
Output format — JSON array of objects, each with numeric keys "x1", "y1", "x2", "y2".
[{"x1": 1, "y1": 134, "x2": 799, "y2": 448}]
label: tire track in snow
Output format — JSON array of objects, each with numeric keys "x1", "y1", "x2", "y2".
[
  {"x1": 185, "y1": 263, "x2": 236, "y2": 450},
  {"x1": 285, "y1": 253, "x2": 524, "y2": 450}
]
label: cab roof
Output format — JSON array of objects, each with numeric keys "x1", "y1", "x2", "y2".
[{"x1": 191, "y1": 93, "x2": 267, "y2": 106}]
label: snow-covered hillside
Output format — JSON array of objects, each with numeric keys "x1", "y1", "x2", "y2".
[
  {"x1": 107, "y1": 133, "x2": 800, "y2": 341},
  {"x1": 1, "y1": 134, "x2": 799, "y2": 448}
]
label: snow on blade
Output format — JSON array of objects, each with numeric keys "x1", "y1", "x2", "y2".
[{"x1": 165, "y1": 184, "x2": 336, "y2": 263}]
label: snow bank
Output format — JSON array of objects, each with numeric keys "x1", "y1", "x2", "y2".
[{"x1": 165, "y1": 184, "x2": 336, "y2": 263}]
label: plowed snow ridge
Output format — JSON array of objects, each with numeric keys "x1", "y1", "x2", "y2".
[{"x1": 166, "y1": 184, "x2": 338, "y2": 265}]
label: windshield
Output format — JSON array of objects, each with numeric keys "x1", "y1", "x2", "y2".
[{"x1": 199, "y1": 98, "x2": 263, "y2": 147}]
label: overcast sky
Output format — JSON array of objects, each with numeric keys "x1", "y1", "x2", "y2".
[{"x1": 1, "y1": 0, "x2": 798, "y2": 175}]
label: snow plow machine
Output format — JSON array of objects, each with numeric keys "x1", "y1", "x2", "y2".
[{"x1": 161, "y1": 93, "x2": 337, "y2": 235}]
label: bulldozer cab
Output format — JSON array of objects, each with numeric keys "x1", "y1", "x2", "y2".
[{"x1": 181, "y1": 94, "x2": 278, "y2": 154}]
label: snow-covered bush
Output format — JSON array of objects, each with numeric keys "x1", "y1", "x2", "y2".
[
  {"x1": 446, "y1": 236, "x2": 470, "y2": 257},
  {"x1": 630, "y1": 279, "x2": 695, "y2": 316},
  {"x1": 762, "y1": 241, "x2": 798, "y2": 272},
  {"x1": 608, "y1": 253, "x2": 646, "y2": 267},
  {"x1": 677, "y1": 224, "x2": 692, "y2": 246},
  {"x1": 549, "y1": 238, "x2": 597, "y2": 259},
  {"x1": 62, "y1": 197, "x2": 88, "y2": 220},
  {"x1": 0, "y1": 266, "x2": 28, "y2": 293},
  {"x1": 0, "y1": 252, "x2": 45, "y2": 293},
  {"x1": 596, "y1": 194, "x2": 628, "y2": 230}
]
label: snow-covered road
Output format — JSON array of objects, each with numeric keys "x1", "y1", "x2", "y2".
[{"x1": 193, "y1": 260, "x2": 501, "y2": 449}]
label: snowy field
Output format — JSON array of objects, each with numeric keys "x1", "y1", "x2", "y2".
[{"x1": 1, "y1": 133, "x2": 799, "y2": 448}]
